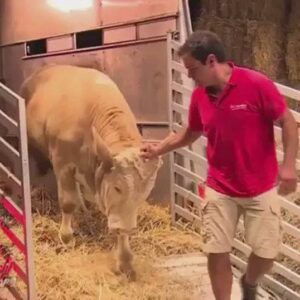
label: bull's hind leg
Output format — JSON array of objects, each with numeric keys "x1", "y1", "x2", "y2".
[
  {"x1": 56, "y1": 165, "x2": 79, "y2": 244},
  {"x1": 116, "y1": 234, "x2": 136, "y2": 281}
]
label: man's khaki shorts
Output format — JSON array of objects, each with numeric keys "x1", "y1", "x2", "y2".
[{"x1": 201, "y1": 186, "x2": 282, "y2": 259}]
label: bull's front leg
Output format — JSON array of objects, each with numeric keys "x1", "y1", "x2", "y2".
[
  {"x1": 56, "y1": 165, "x2": 78, "y2": 245},
  {"x1": 59, "y1": 199, "x2": 76, "y2": 244},
  {"x1": 116, "y1": 233, "x2": 136, "y2": 281}
]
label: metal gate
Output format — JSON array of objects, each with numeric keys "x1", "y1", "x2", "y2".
[
  {"x1": 0, "y1": 83, "x2": 36, "y2": 299},
  {"x1": 167, "y1": 34, "x2": 300, "y2": 300}
]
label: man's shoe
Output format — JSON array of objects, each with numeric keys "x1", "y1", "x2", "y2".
[{"x1": 240, "y1": 274, "x2": 257, "y2": 300}]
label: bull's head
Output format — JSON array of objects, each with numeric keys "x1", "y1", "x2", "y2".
[{"x1": 91, "y1": 127, "x2": 162, "y2": 233}]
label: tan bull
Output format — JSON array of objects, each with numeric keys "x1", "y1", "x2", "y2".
[{"x1": 21, "y1": 64, "x2": 162, "y2": 280}]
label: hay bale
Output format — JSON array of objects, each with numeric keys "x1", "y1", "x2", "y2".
[
  {"x1": 195, "y1": 16, "x2": 246, "y2": 65},
  {"x1": 219, "y1": 0, "x2": 249, "y2": 20},
  {"x1": 217, "y1": 0, "x2": 231, "y2": 19},
  {"x1": 197, "y1": 0, "x2": 250, "y2": 20},
  {"x1": 200, "y1": 0, "x2": 217, "y2": 16},
  {"x1": 217, "y1": 0, "x2": 251, "y2": 20},
  {"x1": 286, "y1": 0, "x2": 300, "y2": 84},
  {"x1": 243, "y1": 21, "x2": 286, "y2": 80},
  {"x1": 190, "y1": 0, "x2": 288, "y2": 82},
  {"x1": 198, "y1": 0, "x2": 286, "y2": 23},
  {"x1": 247, "y1": 0, "x2": 286, "y2": 23},
  {"x1": 286, "y1": 28, "x2": 300, "y2": 83},
  {"x1": 194, "y1": 16, "x2": 286, "y2": 79},
  {"x1": 232, "y1": 0, "x2": 250, "y2": 20},
  {"x1": 288, "y1": 0, "x2": 300, "y2": 28}
]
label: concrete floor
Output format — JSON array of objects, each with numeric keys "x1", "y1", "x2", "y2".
[{"x1": 156, "y1": 253, "x2": 278, "y2": 300}]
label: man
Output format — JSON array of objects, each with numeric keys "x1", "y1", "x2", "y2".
[{"x1": 140, "y1": 30, "x2": 298, "y2": 300}]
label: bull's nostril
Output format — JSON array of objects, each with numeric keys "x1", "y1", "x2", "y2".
[
  {"x1": 109, "y1": 228, "x2": 120, "y2": 235},
  {"x1": 114, "y1": 186, "x2": 121, "y2": 193}
]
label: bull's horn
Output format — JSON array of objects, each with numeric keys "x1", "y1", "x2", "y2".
[{"x1": 91, "y1": 127, "x2": 113, "y2": 170}]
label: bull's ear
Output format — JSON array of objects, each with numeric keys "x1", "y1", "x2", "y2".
[{"x1": 91, "y1": 127, "x2": 113, "y2": 170}]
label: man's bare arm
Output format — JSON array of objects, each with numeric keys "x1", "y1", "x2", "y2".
[
  {"x1": 277, "y1": 109, "x2": 298, "y2": 195},
  {"x1": 155, "y1": 127, "x2": 202, "y2": 156},
  {"x1": 140, "y1": 127, "x2": 202, "y2": 159}
]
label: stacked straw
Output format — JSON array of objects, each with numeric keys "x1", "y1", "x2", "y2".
[{"x1": 193, "y1": 0, "x2": 287, "y2": 80}]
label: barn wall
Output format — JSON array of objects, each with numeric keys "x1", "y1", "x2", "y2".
[
  {"x1": 0, "y1": 0, "x2": 101, "y2": 45},
  {"x1": 1, "y1": 44, "x2": 24, "y2": 94},
  {"x1": 2, "y1": 41, "x2": 169, "y2": 123},
  {"x1": 0, "y1": 0, "x2": 178, "y2": 45},
  {"x1": 1, "y1": 40, "x2": 172, "y2": 203}
]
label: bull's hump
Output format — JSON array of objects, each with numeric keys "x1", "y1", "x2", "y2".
[{"x1": 94, "y1": 73, "x2": 117, "y2": 88}]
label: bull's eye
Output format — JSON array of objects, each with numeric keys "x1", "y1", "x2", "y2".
[{"x1": 114, "y1": 186, "x2": 121, "y2": 193}]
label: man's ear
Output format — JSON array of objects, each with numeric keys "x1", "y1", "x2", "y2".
[{"x1": 206, "y1": 54, "x2": 217, "y2": 66}]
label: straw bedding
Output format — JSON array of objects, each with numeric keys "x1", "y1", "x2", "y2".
[
  {"x1": 0, "y1": 187, "x2": 203, "y2": 300},
  {"x1": 1, "y1": 179, "x2": 299, "y2": 298}
]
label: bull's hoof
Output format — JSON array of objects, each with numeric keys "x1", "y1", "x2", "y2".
[
  {"x1": 59, "y1": 231, "x2": 74, "y2": 245},
  {"x1": 119, "y1": 264, "x2": 137, "y2": 282},
  {"x1": 126, "y1": 269, "x2": 137, "y2": 282}
]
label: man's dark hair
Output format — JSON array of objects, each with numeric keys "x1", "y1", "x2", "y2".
[{"x1": 178, "y1": 30, "x2": 226, "y2": 64}]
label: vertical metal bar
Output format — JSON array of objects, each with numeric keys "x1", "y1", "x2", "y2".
[
  {"x1": 24, "y1": 42, "x2": 28, "y2": 57},
  {"x1": 18, "y1": 97, "x2": 36, "y2": 300},
  {"x1": 182, "y1": 0, "x2": 193, "y2": 36},
  {"x1": 167, "y1": 33, "x2": 176, "y2": 226},
  {"x1": 0, "y1": 49, "x2": 3, "y2": 83},
  {"x1": 72, "y1": 32, "x2": 77, "y2": 49},
  {"x1": 135, "y1": 23, "x2": 139, "y2": 40},
  {"x1": 182, "y1": 0, "x2": 196, "y2": 195}
]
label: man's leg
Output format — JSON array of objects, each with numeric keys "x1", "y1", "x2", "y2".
[
  {"x1": 202, "y1": 187, "x2": 241, "y2": 300},
  {"x1": 245, "y1": 253, "x2": 274, "y2": 285},
  {"x1": 208, "y1": 253, "x2": 232, "y2": 300},
  {"x1": 239, "y1": 253, "x2": 274, "y2": 300},
  {"x1": 242, "y1": 188, "x2": 282, "y2": 299}
]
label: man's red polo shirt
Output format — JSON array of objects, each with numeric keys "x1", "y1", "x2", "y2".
[{"x1": 188, "y1": 63, "x2": 287, "y2": 197}]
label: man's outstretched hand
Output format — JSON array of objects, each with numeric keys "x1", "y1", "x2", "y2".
[{"x1": 140, "y1": 141, "x2": 160, "y2": 161}]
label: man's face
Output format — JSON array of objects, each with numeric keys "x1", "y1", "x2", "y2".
[{"x1": 181, "y1": 53, "x2": 215, "y2": 87}]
